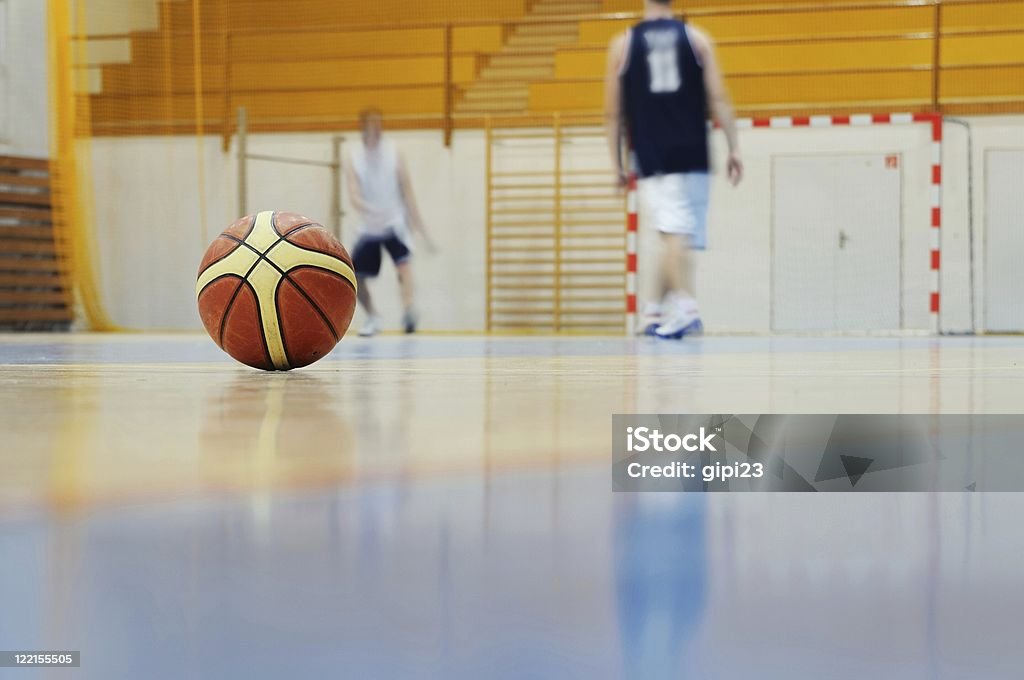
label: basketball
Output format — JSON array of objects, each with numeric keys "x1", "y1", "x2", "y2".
[{"x1": 196, "y1": 211, "x2": 357, "y2": 370}]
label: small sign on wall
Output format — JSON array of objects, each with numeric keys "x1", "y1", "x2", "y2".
[{"x1": 885, "y1": 154, "x2": 900, "y2": 169}]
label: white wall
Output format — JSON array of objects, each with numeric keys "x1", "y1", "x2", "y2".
[
  {"x1": 89, "y1": 130, "x2": 488, "y2": 332},
  {"x1": 686, "y1": 123, "x2": 935, "y2": 333},
  {"x1": 86, "y1": 116, "x2": 1024, "y2": 334},
  {"x1": 0, "y1": 0, "x2": 49, "y2": 157},
  {"x1": 946, "y1": 116, "x2": 1024, "y2": 333}
]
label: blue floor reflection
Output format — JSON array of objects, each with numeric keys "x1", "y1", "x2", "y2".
[
  {"x1": 616, "y1": 494, "x2": 707, "y2": 679},
  {"x1": 3, "y1": 467, "x2": 1024, "y2": 679}
]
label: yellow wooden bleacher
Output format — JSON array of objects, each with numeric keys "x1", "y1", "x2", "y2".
[
  {"x1": 534, "y1": 0, "x2": 1024, "y2": 115},
  {"x1": 83, "y1": 0, "x2": 1024, "y2": 137},
  {"x1": 86, "y1": 0, "x2": 519, "y2": 134}
]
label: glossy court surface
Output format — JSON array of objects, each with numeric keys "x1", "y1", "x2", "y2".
[{"x1": 2, "y1": 334, "x2": 1023, "y2": 679}]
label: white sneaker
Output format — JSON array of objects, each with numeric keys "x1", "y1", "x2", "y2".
[
  {"x1": 358, "y1": 316, "x2": 379, "y2": 337},
  {"x1": 655, "y1": 296, "x2": 702, "y2": 339},
  {"x1": 642, "y1": 303, "x2": 662, "y2": 336},
  {"x1": 402, "y1": 309, "x2": 418, "y2": 334},
  {"x1": 655, "y1": 317, "x2": 703, "y2": 339}
]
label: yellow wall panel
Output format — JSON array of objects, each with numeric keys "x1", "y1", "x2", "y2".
[
  {"x1": 601, "y1": 0, "x2": 915, "y2": 11},
  {"x1": 719, "y1": 38, "x2": 933, "y2": 73},
  {"x1": 453, "y1": 57, "x2": 479, "y2": 84},
  {"x1": 98, "y1": 64, "x2": 227, "y2": 95},
  {"x1": 229, "y1": 29, "x2": 446, "y2": 61},
  {"x1": 556, "y1": 38, "x2": 932, "y2": 80},
  {"x1": 941, "y1": 66, "x2": 1024, "y2": 98},
  {"x1": 90, "y1": 87, "x2": 446, "y2": 125},
  {"x1": 231, "y1": 58, "x2": 448, "y2": 90},
  {"x1": 943, "y1": 1, "x2": 1024, "y2": 31},
  {"x1": 692, "y1": 7, "x2": 933, "y2": 41},
  {"x1": 454, "y1": 26, "x2": 506, "y2": 55},
  {"x1": 240, "y1": 88, "x2": 447, "y2": 118},
  {"x1": 529, "y1": 82, "x2": 603, "y2": 111},
  {"x1": 581, "y1": 7, "x2": 932, "y2": 45},
  {"x1": 555, "y1": 50, "x2": 604, "y2": 79},
  {"x1": 221, "y1": 0, "x2": 528, "y2": 29},
  {"x1": 730, "y1": 71, "x2": 932, "y2": 106},
  {"x1": 600, "y1": 0, "x2": 645, "y2": 10},
  {"x1": 578, "y1": 19, "x2": 631, "y2": 45},
  {"x1": 941, "y1": 33, "x2": 1024, "y2": 66},
  {"x1": 529, "y1": 70, "x2": 933, "y2": 113}
]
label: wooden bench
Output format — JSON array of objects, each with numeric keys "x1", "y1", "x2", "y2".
[{"x1": 0, "y1": 156, "x2": 73, "y2": 331}]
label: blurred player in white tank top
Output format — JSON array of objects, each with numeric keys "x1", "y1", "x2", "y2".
[{"x1": 346, "y1": 109, "x2": 434, "y2": 336}]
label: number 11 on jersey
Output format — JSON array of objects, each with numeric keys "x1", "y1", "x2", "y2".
[{"x1": 648, "y1": 47, "x2": 682, "y2": 93}]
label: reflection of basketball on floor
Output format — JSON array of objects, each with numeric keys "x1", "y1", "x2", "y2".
[{"x1": 196, "y1": 211, "x2": 358, "y2": 370}]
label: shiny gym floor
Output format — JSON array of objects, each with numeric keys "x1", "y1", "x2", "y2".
[{"x1": 2, "y1": 333, "x2": 1024, "y2": 679}]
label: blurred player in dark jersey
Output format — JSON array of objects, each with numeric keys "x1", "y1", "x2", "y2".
[{"x1": 605, "y1": 0, "x2": 743, "y2": 338}]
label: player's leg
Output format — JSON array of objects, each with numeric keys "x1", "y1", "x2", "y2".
[
  {"x1": 639, "y1": 176, "x2": 668, "y2": 334},
  {"x1": 396, "y1": 262, "x2": 416, "y2": 333},
  {"x1": 352, "y1": 237, "x2": 384, "y2": 336},
  {"x1": 643, "y1": 265, "x2": 672, "y2": 335},
  {"x1": 649, "y1": 173, "x2": 707, "y2": 339},
  {"x1": 384, "y1": 235, "x2": 417, "y2": 333}
]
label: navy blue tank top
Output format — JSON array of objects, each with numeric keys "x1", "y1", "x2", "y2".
[{"x1": 621, "y1": 18, "x2": 709, "y2": 177}]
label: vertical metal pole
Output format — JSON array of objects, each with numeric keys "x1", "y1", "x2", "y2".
[
  {"x1": 443, "y1": 23, "x2": 454, "y2": 148},
  {"x1": 221, "y1": 31, "x2": 232, "y2": 152},
  {"x1": 330, "y1": 135, "x2": 344, "y2": 242},
  {"x1": 946, "y1": 118, "x2": 976, "y2": 334},
  {"x1": 485, "y1": 115, "x2": 493, "y2": 332},
  {"x1": 237, "y1": 106, "x2": 247, "y2": 217},
  {"x1": 553, "y1": 113, "x2": 562, "y2": 333},
  {"x1": 931, "y1": 0, "x2": 942, "y2": 112},
  {"x1": 626, "y1": 174, "x2": 638, "y2": 337}
]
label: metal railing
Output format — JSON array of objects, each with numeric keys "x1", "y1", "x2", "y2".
[{"x1": 235, "y1": 107, "x2": 346, "y2": 240}]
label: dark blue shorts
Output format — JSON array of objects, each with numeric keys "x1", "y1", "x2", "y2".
[{"x1": 351, "y1": 234, "x2": 411, "y2": 277}]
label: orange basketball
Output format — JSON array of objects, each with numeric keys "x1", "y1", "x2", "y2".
[{"x1": 196, "y1": 211, "x2": 357, "y2": 371}]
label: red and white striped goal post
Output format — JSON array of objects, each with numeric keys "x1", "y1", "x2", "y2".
[{"x1": 625, "y1": 112, "x2": 943, "y2": 335}]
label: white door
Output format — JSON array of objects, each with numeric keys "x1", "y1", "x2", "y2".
[
  {"x1": 984, "y1": 150, "x2": 1024, "y2": 332},
  {"x1": 772, "y1": 157, "x2": 838, "y2": 332},
  {"x1": 772, "y1": 154, "x2": 902, "y2": 332}
]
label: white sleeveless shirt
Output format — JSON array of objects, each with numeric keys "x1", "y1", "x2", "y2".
[{"x1": 349, "y1": 138, "x2": 407, "y2": 238}]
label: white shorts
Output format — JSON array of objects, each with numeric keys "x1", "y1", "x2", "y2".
[{"x1": 638, "y1": 172, "x2": 710, "y2": 250}]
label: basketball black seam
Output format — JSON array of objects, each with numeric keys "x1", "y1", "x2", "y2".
[
  {"x1": 281, "y1": 274, "x2": 340, "y2": 343},
  {"x1": 218, "y1": 220, "x2": 348, "y2": 362},
  {"x1": 221, "y1": 234, "x2": 284, "y2": 275},
  {"x1": 287, "y1": 265, "x2": 357, "y2": 294},
  {"x1": 284, "y1": 222, "x2": 316, "y2": 236},
  {"x1": 223, "y1": 230, "x2": 355, "y2": 300},
  {"x1": 271, "y1": 212, "x2": 317, "y2": 237},
  {"x1": 240, "y1": 214, "x2": 257, "y2": 239},
  {"x1": 284, "y1": 223, "x2": 319, "y2": 238},
  {"x1": 277, "y1": 234, "x2": 355, "y2": 270},
  {"x1": 218, "y1": 254, "x2": 263, "y2": 348},
  {"x1": 274, "y1": 280, "x2": 296, "y2": 368},
  {"x1": 200, "y1": 214, "x2": 258, "y2": 278},
  {"x1": 214, "y1": 215, "x2": 260, "y2": 347},
  {"x1": 197, "y1": 235, "x2": 245, "y2": 274},
  {"x1": 241, "y1": 279, "x2": 275, "y2": 370},
  {"x1": 222, "y1": 226, "x2": 349, "y2": 277},
  {"x1": 196, "y1": 271, "x2": 242, "y2": 299}
]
